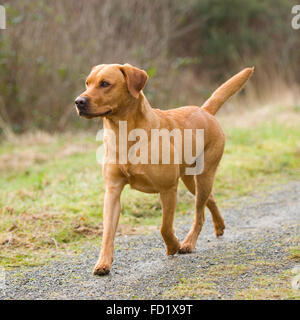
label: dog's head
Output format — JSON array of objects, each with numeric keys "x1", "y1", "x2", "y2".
[{"x1": 75, "y1": 63, "x2": 148, "y2": 119}]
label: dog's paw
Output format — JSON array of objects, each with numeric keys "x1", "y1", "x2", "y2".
[
  {"x1": 214, "y1": 224, "x2": 225, "y2": 237},
  {"x1": 93, "y1": 263, "x2": 111, "y2": 276},
  {"x1": 166, "y1": 243, "x2": 180, "y2": 256},
  {"x1": 178, "y1": 243, "x2": 193, "y2": 254}
]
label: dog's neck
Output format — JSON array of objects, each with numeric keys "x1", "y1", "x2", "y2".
[{"x1": 103, "y1": 92, "x2": 159, "y2": 132}]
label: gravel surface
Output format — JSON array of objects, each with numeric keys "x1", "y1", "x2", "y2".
[{"x1": 1, "y1": 181, "x2": 300, "y2": 300}]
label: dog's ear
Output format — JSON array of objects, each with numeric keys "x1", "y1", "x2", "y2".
[{"x1": 120, "y1": 64, "x2": 148, "y2": 99}]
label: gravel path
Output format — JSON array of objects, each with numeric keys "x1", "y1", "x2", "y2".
[{"x1": 1, "y1": 181, "x2": 300, "y2": 300}]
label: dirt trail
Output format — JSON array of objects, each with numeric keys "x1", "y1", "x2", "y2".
[{"x1": 1, "y1": 181, "x2": 300, "y2": 300}]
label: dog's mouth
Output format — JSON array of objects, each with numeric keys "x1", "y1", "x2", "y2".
[{"x1": 78, "y1": 109, "x2": 112, "y2": 118}]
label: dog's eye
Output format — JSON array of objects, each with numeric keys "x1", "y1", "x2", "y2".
[{"x1": 100, "y1": 81, "x2": 110, "y2": 88}]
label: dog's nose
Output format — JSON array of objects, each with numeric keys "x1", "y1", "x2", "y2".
[{"x1": 75, "y1": 96, "x2": 88, "y2": 110}]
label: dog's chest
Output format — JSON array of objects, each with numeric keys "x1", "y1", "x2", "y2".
[
  {"x1": 119, "y1": 164, "x2": 154, "y2": 192},
  {"x1": 119, "y1": 163, "x2": 179, "y2": 193}
]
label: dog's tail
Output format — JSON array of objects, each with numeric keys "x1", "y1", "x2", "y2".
[{"x1": 201, "y1": 67, "x2": 254, "y2": 116}]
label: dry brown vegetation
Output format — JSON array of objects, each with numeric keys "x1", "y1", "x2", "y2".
[{"x1": 0, "y1": 0, "x2": 299, "y2": 134}]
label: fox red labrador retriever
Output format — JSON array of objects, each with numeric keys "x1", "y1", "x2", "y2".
[{"x1": 75, "y1": 64, "x2": 254, "y2": 275}]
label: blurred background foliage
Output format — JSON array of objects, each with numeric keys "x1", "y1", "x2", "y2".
[{"x1": 0, "y1": 0, "x2": 299, "y2": 133}]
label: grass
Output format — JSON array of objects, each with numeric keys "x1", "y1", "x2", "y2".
[
  {"x1": 163, "y1": 266, "x2": 300, "y2": 300},
  {"x1": 162, "y1": 234, "x2": 300, "y2": 300},
  {"x1": 1, "y1": 105, "x2": 300, "y2": 267},
  {"x1": 163, "y1": 264, "x2": 249, "y2": 299},
  {"x1": 234, "y1": 272, "x2": 300, "y2": 300},
  {"x1": 288, "y1": 246, "x2": 300, "y2": 262},
  {"x1": 163, "y1": 277, "x2": 218, "y2": 299}
]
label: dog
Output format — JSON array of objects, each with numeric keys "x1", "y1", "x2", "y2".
[{"x1": 75, "y1": 63, "x2": 254, "y2": 275}]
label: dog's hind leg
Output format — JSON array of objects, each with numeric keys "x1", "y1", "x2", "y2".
[
  {"x1": 181, "y1": 175, "x2": 195, "y2": 194},
  {"x1": 181, "y1": 175, "x2": 225, "y2": 238},
  {"x1": 206, "y1": 193, "x2": 225, "y2": 237},
  {"x1": 179, "y1": 172, "x2": 213, "y2": 253}
]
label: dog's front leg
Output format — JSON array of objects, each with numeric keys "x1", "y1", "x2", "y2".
[
  {"x1": 160, "y1": 187, "x2": 180, "y2": 255},
  {"x1": 93, "y1": 183, "x2": 124, "y2": 275}
]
